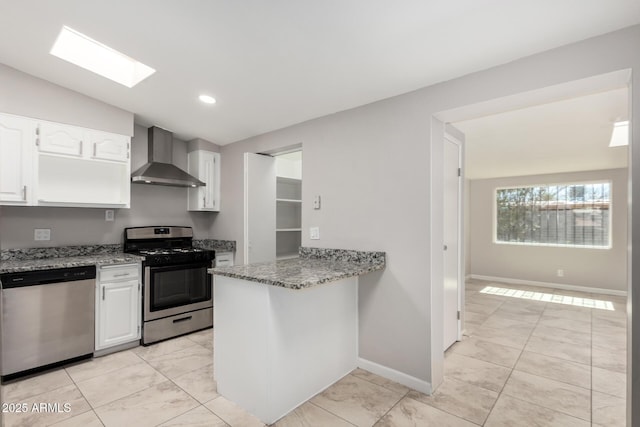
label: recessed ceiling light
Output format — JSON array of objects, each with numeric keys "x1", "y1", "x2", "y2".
[
  {"x1": 199, "y1": 95, "x2": 217, "y2": 104},
  {"x1": 609, "y1": 120, "x2": 629, "y2": 147},
  {"x1": 50, "y1": 26, "x2": 155, "y2": 88}
]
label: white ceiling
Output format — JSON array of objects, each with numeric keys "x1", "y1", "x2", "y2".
[
  {"x1": 455, "y1": 88, "x2": 629, "y2": 179},
  {"x1": 0, "y1": 1, "x2": 639, "y2": 145}
]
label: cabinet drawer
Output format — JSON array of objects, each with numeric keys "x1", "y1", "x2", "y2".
[
  {"x1": 99, "y1": 264, "x2": 139, "y2": 282},
  {"x1": 215, "y1": 252, "x2": 234, "y2": 267}
]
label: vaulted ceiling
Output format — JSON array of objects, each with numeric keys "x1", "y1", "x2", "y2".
[{"x1": 1, "y1": 1, "x2": 639, "y2": 145}]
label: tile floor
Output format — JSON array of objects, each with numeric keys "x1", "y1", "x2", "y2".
[{"x1": 0, "y1": 279, "x2": 627, "y2": 426}]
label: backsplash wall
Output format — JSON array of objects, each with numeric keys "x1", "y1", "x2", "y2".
[{"x1": 0, "y1": 124, "x2": 218, "y2": 249}]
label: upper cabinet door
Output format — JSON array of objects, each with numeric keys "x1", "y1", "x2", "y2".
[
  {"x1": 202, "y1": 151, "x2": 218, "y2": 210},
  {"x1": 188, "y1": 150, "x2": 221, "y2": 212},
  {"x1": 89, "y1": 131, "x2": 130, "y2": 162},
  {"x1": 38, "y1": 122, "x2": 84, "y2": 157},
  {"x1": 0, "y1": 114, "x2": 34, "y2": 204}
]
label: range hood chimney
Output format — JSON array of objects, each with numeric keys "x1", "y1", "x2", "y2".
[{"x1": 131, "y1": 126, "x2": 205, "y2": 187}]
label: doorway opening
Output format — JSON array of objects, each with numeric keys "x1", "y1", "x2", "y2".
[
  {"x1": 432, "y1": 70, "x2": 630, "y2": 425},
  {"x1": 243, "y1": 147, "x2": 303, "y2": 264},
  {"x1": 275, "y1": 150, "x2": 303, "y2": 260}
]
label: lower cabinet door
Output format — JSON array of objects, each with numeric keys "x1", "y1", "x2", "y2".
[{"x1": 97, "y1": 279, "x2": 140, "y2": 350}]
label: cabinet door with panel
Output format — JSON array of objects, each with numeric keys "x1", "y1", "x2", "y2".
[
  {"x1": 188, "y1": 150, "x2": 220, "y2": 211},
  {"x1": 38, "y1": 122, "x2": 85, "y2": 157},
  {"x1": 96, "y1": 264, "x2": 141, "y2": 352},
  {"x1": 0, "y1": 114, "x2": 35, "y2": 205},
  {"x1": 88, "y1": 131, "x2": 130, "y2": 162}
]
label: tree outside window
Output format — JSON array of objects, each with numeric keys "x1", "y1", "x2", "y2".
[{"x1": 496, "y1": 182, "x2": 610, "y2": 247}]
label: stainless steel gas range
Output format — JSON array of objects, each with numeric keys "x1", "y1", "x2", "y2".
[{"x1": 124, "y1": 226, "x2": 214, "y2": 345}]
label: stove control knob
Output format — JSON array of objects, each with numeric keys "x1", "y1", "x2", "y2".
[{"x1": 163, "y1": 255, "x2": 172, "y2": 263}]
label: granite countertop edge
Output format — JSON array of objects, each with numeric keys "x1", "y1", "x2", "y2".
[
  {"x1": 210, "y1": 248, "x2": 385, "y2": 290},
  {"x1": 0, "y1": 253, "x2": 144, "y2": 274},
  {"x1": 0, "y1": 238, "x2": 237, "y2": 274}
]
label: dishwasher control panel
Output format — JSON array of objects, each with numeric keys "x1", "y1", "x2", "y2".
[{"x1": 1, "y1": 265, "x2": 96, "y2": 288}]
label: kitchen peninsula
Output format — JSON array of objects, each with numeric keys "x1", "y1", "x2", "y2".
[{"x1": 210, "y1": 247, "x2": 385, "y2": 424}]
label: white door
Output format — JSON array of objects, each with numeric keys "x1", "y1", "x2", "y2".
[
  {"x1": 244, "y1": 153, "x2": 276, "y2": 263},
  {"x1": 97, "y1": 279, "x2": 140, "y2": 349},
  {"x1": 0, "y1": 114, "x2": 34, "y2": 204},
  {"x1": 443, "y1": 135, "x2": 462, "y2": 349}
]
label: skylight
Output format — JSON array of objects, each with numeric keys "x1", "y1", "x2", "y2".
[
  {"x1": 50, "y1": 26, "x2": 155, "y2": 88},
  {"x1": 609, "y1": 120, "x2": 629, "y2": 147}
]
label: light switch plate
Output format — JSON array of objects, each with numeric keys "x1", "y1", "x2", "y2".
[
  {"x1": 313, "y1": 195, "x2": 321, "y2": 210},
  {"x1": 310, "y1": 227, "x2": 320, "y2": 240},
  {"x1": 105, "y1": 210, "x2": 115, "y2": 221},
  {"x1": 34, "y1": 228, "x2": 51, "y2": 241}
]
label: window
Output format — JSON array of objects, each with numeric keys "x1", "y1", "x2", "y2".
[{"x1": 495, "y1": 182, "x2": 611, "y2": 248}]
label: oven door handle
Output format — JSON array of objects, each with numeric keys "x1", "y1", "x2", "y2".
[
  {"x1": 145, "y1": 262, "x2": 210, "y2": 273},
  {"x1": 172, "y1": 316, "x2": 193, "y2": 323}
]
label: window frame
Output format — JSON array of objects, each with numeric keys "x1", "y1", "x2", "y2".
[{"x1": 492, "y1": 179, "x2": 613, "y2": 250}]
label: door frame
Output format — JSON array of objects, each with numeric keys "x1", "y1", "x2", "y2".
[
  {"x1": 243, "y1": 152, "x2": 277, "y2": 264},
  {"x1": 443, "y1": 132, "x2": 464, "y2": 344}
]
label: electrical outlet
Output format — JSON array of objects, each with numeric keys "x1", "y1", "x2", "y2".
[
  {"x1": 105, "y1": 210, "x2": 115, "y2": 221},
  {"x1": 310, "y1": 227, "x2": 320, "y2": 240},
  {"x1": 34, "y1": 228, "x2": 51, "y2": 241},
  {"x1": 557, "y1": 269, "x2": 564, "y2": 277}
]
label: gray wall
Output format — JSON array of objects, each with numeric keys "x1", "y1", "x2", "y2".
[
  {"x1": 217, "y1": 94, "x2": 431, "y2": 383},
  {"x1": 188, "y1": 138, "x2": 220, "y2": 153},
  {"x1": 0, "y1": 63, "x2": 133, "y2": 136},
  {"x1": 468, "y1": 169, "x2": 627, "y2": 291},
  {"x1": 0, "y1": 123, "x2": 217, "y2": 248},
  {"x1": 213, "y1": 25, "x2": 640, "y2": 392}
]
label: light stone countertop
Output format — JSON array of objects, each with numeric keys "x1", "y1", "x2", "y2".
[
  {"x1": 0, "y1": 239, "x2": 237, "y2": 274},
  {"x1": 210, "y1": 247, "x2": 385, "y2": 290},
  {"x1": 0, "y1": 253, "x2": 144, "y2": 274}
]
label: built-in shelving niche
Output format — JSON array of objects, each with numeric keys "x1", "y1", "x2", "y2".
[{"x1": 275, "y1": 152, "x2": 302, "y2": 260}]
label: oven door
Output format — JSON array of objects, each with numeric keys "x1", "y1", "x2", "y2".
[{"x1": 144, "y1": 262, "x2": 213, "y2": 321}]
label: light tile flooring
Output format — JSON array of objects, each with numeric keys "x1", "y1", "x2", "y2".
[{"x1": 0, "y1": 279, "x2": 627, "y2": 426}]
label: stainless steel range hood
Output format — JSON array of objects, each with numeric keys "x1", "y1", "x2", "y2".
[{"x1": 131, "y1": 126, "x2": 205, "y2": 187}]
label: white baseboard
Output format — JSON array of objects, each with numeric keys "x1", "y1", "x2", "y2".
[
  {"x1": 469, "y1": 274, "x2": 627, "y2": 297},
  {"x1": 358, "y1": 358, "x2": 432, "y2": 395}
]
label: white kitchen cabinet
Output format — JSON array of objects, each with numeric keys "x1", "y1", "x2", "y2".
[
  {"x1": 35, "y1": 121, "x2": 131, "y2": 208},
  {"x1": 0, "y1": 112, "x2": 132, "y2": 208},
  {"x1": 215, "y1": 251, "x2": 234, "y2": 267},
  {"x1": 88, "y1": 130, "x2": 130, "y2": 162},
  {"x1": 38, "y1": 123, "x2": 130, "y2": 163},
  {"x1": 38, "y1": 122, "x2": 85, "y2": 157},
  {"x1": 95, "y1": 263, "x2": 141, "y2": 354},
  {"x1": 188, "y1": 150, "x2": 220, "y2": 211},
  {"x1": 0, "y1": 113, "x2": 35, "y2": 205}
]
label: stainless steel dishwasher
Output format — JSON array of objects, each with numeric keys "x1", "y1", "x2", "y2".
[{"x1": 0, "y1": 265, "x2": 96, "y2": 381}]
